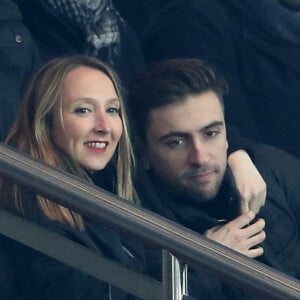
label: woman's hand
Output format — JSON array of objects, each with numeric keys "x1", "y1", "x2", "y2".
[
  {"x1": 228, "y1": 150, "x2": 266, "y2": 213},
  {"x1": 204, "y1": 211, "x2": 266, "y2": 258}
]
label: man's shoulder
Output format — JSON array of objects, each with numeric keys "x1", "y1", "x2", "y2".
[
  {"x1": 250, "y1": 143, "x2": 298, "y2": 161},
  {"x1": 250, "y1": 143, "x2": 300, "y2": 181}
]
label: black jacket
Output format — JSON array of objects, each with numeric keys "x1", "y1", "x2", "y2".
[
  {"x1": 0, "y1": 171, "x2": 144, "y2": 300},
  {"x1": 135, "y1": 144, "x2": 300, "y2": 299},
  {"x1": 250, "y1": 144, "x2": 300, "y2": 278},
  {"x1": 0, "y1": 0, "x2": 40, "y2": 141}
]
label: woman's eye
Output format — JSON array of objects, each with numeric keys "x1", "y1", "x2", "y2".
[
  {"x1": 107, "y1": 107, "x2": 120, "y2": 114},
  {"x1": 74, "y1": 107, "x2": 92, "y2": 114}
]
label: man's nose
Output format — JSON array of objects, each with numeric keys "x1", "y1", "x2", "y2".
[{"x1": 188, "y1": 140, "x2": 208, "y2": 165}]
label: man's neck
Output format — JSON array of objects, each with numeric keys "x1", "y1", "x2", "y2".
[{"x1": 148, "y1": 167, "x2": 241, "y2": 221}]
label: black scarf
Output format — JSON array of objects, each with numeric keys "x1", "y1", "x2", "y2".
[{"x1": 136, "y1": 167, "x2": 241, "y2": 235}]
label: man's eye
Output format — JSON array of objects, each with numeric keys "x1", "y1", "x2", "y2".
[
  {"x1": 204, "y1": 131, "x2": 219, "y2": 138},
  {"x1": 166, "y1": 139, "x2": 185, "y2": 148},
  {"x1": 74, "y1": 107, "x2": 91, "y2": 114}
]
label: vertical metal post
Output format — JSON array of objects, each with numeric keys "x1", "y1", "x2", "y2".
[
  {"x1": 162, "y1": 250, "x2": 190, "y2": 300},
  {"x1": 182, "y1": 263, "x2": 188, "y2": 296},
  {"x1": 162, "y1": 249, "x2": 174, "y2": 300}
]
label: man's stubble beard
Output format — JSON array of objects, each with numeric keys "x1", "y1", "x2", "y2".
[{"x1": 168, "y1": 165, "x2": 226, "y2": 205}]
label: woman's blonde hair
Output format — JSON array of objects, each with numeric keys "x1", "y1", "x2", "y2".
[{"x1": 0, "y1": 55, "x2": 137, "y2": 229}]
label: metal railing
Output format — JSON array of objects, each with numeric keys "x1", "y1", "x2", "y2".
[{"x1": 0, "y1": 142, "x2": 300, "y2": 299}]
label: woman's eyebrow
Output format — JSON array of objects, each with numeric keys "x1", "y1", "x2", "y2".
[{"x1": 73, "y1": 97, "x2": 120, "y2": 104}]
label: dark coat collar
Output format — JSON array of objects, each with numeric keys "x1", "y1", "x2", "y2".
[{"x1": 136, "y1": 167, "x2": 241, "y2": 234}]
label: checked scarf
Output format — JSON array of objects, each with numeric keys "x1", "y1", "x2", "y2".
[{"x1": 46, "y1": 0, "x2": 121, "y2": 63}]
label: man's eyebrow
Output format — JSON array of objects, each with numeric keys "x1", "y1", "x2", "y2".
[
  {"x1": 159, "y1": 131, "x2": 189, "y2": 142},
  {"x1": 200, "y1": 121, "x2": 225, "y2": 131},
  {"x1": 159, "y1": 121, "x2": 225, "y2": 142}
]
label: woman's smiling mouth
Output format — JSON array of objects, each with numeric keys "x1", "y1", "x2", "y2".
[{"x1": 85, "y1": 141, "x2": 108, "y2": 152}]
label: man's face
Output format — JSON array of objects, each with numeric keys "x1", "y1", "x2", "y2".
[{"x1": 145, "y1": 91, "x2": 228, "y2": 203}]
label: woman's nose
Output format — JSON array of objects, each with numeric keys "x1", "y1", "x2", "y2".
[{"x1": 94, "y1": 113, "x2": 111, "y2": 133}]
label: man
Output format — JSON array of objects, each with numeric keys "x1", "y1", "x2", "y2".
[{"x1": 128, "y1": 58, "x2": 300, "y2": 299}]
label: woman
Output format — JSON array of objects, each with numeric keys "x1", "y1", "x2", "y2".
[{"x1": 0, "y1": 55, "x2": 141, "y2": 299}]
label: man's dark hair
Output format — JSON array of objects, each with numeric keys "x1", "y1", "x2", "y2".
[{"x1": 128, "y1": 58, "x2": 228, "y2": 142}]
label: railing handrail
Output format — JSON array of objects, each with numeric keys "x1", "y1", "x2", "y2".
[{"x1": 1, "y1": 142, "x2": 300, "y2": 299}]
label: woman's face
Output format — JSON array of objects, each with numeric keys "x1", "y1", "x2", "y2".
[{"x1": 52, "y1": 66, "x2": 123, "y2": 171}]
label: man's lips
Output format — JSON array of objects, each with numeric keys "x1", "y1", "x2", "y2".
[
  {"x1": 189, "y1": 171, "x2": 214, "y2": 181},
  {"x1": 184, "y1": 169, "x2": 216, "y2": 183}
]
